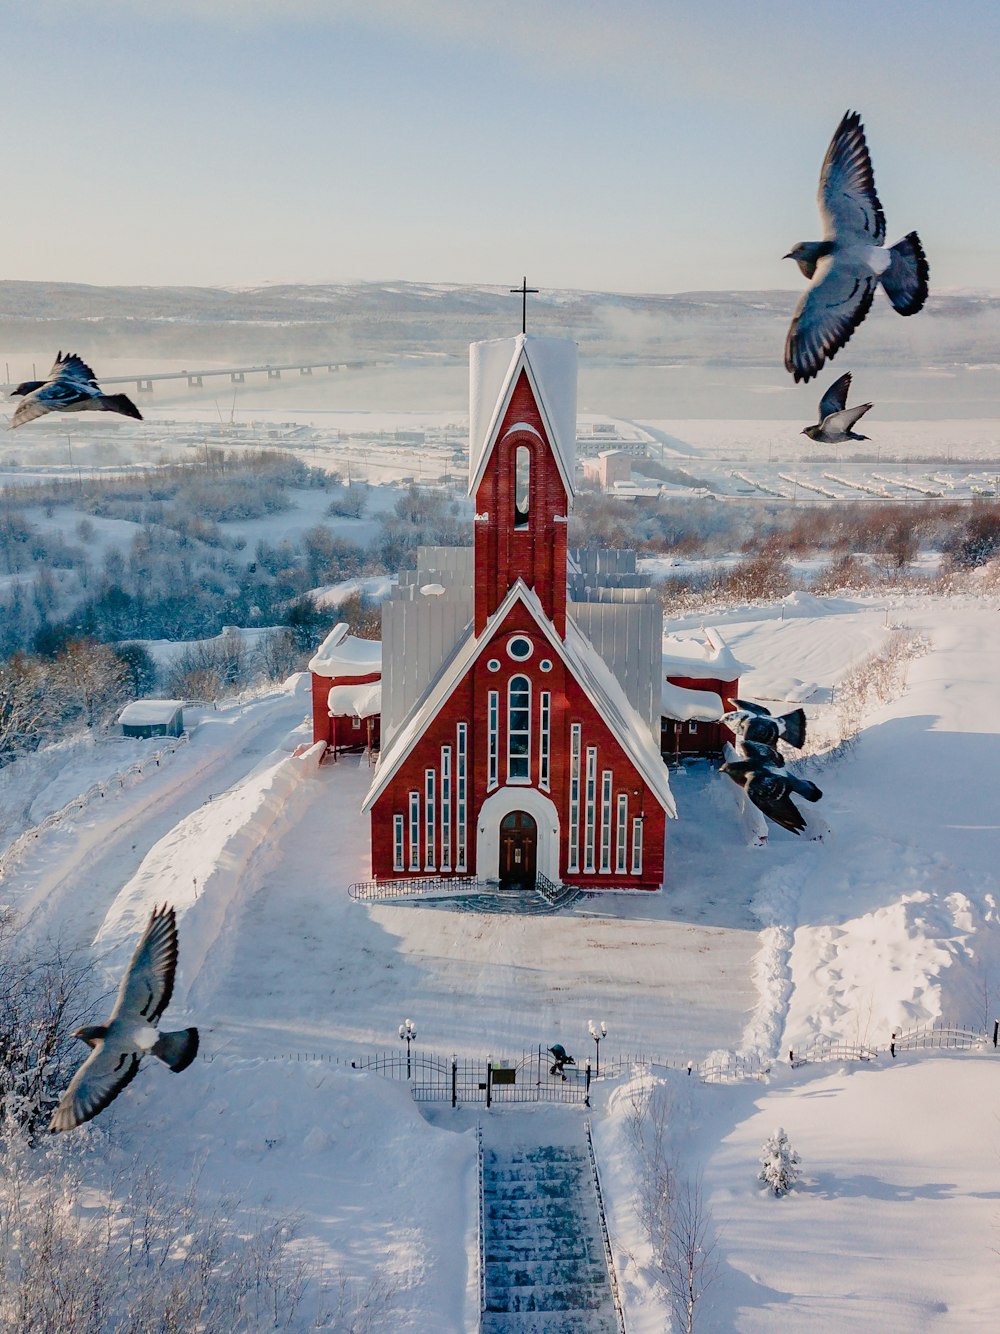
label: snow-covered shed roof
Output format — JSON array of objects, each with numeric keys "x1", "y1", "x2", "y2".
[
  {"x1": 662, "y1": 681, "x2": 724, "y2": 722},
  {"x1": 308, "y1": 622, "x2": 382, "y2": 679},
  {"x1": 363, "y1": 580, "x2": 674, "y2": 818},
  {"x1": 662, "y1": 627, "x2": 743, "y2": 682},
  {"x1": 327, "y1": 681, "x2": 382, "y2": 720},
  {"x1": 468, "y1": 334, "x2": 577, "y2": 500},
  {"x1": 117, "y1": 699, "x2": 184, "y2": 725}
]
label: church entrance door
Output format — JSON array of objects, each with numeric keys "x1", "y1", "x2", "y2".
[{"x1": 499, "y1": 811, "x2": 537, "y2": 889}]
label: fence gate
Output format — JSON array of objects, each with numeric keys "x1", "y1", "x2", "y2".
[{"x1": 350, "y1": 1047, "x2": 592, "y2": 1106}]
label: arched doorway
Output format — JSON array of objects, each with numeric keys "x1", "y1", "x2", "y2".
[{"x1": 499, "y1": 810, "x2": 537, "y2": 889}]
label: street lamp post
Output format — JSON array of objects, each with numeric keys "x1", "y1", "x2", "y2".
[
  {"x1": 588, "y1": 1020, "x2": 607, "y2": 1079},
  {"x1": 399, "y1": 1018, "x2": 416, "y2": 1079}
]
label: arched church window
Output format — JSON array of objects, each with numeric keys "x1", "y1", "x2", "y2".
[
  {"x1": 507, "y1": 674, "x2": 531, "y2": 781},
  {"x1": 514, "y1": 445, "x2": 530, "y2": 528}
]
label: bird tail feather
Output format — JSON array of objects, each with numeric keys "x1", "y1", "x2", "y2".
[
  {"x1": 152, "y1": 1027, "x2": 199, "y2": 1072},
  {"x1": 99, "y1": 393, "x2": 144, "y2": 421},
  {"x1": 881, "y1": 232, "x2": 929, "y2": 315},
  {"x1": 777, "y1": 708, "x2": 807, "y2": 749}
]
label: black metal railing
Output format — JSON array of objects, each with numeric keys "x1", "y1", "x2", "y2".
[
  {"x1": 586, "y1": 1120, "x2": 627, "y2": 1334},
  {"x1": 477, "y1": 1123, "x2": 486, "y2": 1328},
  {"x1": 348, "y1": 875, "x2": 484, "y2": 901}
]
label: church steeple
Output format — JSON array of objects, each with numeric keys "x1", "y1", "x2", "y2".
[{"x1": 468, "y1": 335, "x2": 577, "y2": 637}]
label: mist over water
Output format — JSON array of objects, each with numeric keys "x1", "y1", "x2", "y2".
[{"x1": 0, "y1": 279, "x2": 997, "y2": 422}]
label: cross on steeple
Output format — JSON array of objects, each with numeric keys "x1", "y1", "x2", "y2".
[{"x1": 509, "y1": 276, "x2": 539, "y2": 334}]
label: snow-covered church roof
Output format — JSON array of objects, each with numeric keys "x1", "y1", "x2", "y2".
[
  {"x1": 308, "y1": 622, "x2": 382, "y2": 679},
  {"x1": 363, "y1": 581, "x2": 674, "y2": 819},
  {"x1": 662, "y1": 627, "x2": 744, "y2": 682},
  {"x1": 468, "y1": 334, "x2": 577, "y2": 499}
]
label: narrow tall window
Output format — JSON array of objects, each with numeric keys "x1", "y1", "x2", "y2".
[
  {"x1": 584, "y1": 747, "x2": 597, "y2": 873},
  {"x1": 539, "y1": 691, "x2": 551, "y2": 791},
  {"x1": 514, "y1": 445, "x2": 530, "y2": 528},
  {"x1": 440, "y1": 745, "x2": 452, "y2": 872},
  {"x1": 487, "y1": 691, "x2": 499, "y2": 790},
  {"x1": 600, "y1": 770, "x2": 613, "y2": 873},
  {"x1": 408, "y1": 791, "x2": 420, "y2": 871},
  {"x1": 568, "y1": 724, "x2": 582, "y2": 873},
  {"x1": 456, "y1": 723, "x2": 468, "y2": 872},
  {"x1": 616, "y1": 793, "x2": 628, "y2": 874},
  {"x1": 424, "y1": 770, "x2": 436, "y2": 871},
  {"x1": 631, "y1": 815, "x2": 644, "y2": 876},
  {"x1": 393, "y1": 814, "x2": 405, "y2": 873},
  {"x1": 507, "y1": 675, "x2": 531, "y2": 782}
]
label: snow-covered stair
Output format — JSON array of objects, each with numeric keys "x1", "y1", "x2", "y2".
[{"x1": 482, "y1": 1143, "x2": 619, "y2": 1333}]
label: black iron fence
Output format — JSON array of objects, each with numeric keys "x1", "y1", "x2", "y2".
[{"x1": 348, "y1": 1046, "x2": 595, "y2": 1107}]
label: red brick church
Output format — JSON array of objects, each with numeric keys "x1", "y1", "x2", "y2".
[{"x1": 358, "y1": 333, "x2": 676, "y2": 890}]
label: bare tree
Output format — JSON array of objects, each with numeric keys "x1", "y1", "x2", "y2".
[{"x1": 666, "y1": 1172, "x2": 719, "y2": 1334}]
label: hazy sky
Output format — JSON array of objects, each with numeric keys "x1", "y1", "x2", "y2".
[{"x1": 4, "y1": 1, "x2": 999, "y2": 293}]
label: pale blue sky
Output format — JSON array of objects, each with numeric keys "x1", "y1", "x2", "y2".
[{"x1": 4, "y1": 1, "x2": 998, "y2": 292}]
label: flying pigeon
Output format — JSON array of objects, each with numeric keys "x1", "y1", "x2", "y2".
[
  {"x1": 720, "y1": 758, "x2": 822, "y2": 836},
  {"x1": 738, "y1": 736, "x2": 786, "y2": 769},
  {"x1": 723, "y1": 700, "x2": 807, "y2": 750},
  {"x1": 784, "y1": 111, "x2": 929, "y2": 383},
  {"x1": 802, "y1": 372, "x2": 873, "y2": 444},
  {"x1": 50, "y1": 904, "x2": 198, "y2": 1133},
  {"x1": 10, "y1": 351, "x2": 143, "y2": 429}
]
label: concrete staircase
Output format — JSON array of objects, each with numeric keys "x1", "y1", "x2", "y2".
[{"x1": 482, "y1": 1142, "x2": 620, "y2": 1333}]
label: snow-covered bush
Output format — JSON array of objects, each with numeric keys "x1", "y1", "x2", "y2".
[
  {"x1": 758, "y1": 1126, "x2": 800, "y2": 1197},
  {"x1": 0, "y1": 911, "x2": 100, "y2": 1137}
]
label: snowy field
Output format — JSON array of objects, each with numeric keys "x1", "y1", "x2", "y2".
[{"x1": 3, "y1": 587, "x2": 1000, "y2": 1328}]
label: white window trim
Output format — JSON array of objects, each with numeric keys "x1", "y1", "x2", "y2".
[
  {"x1": 568, "y1": 724, "x2": 582, "y2": 874},
  {"x1": 456, "y1": 723, "x2": 468, "y2": 872},
  {"x1": 393, "y1": 814, "x2": 405, "y2": 873},
  {"x1": 424, "y1": 769, "x2": 436, "y2": 871},
  {"x1": 506, "y1": 675, "x2": 531, "y2": 785},
  {"x1": 408, "y1": 791, "x2": 420, "y2": 871},
  {"x1": 440, "y1": 745, "x2": 452, "y2": 872},
  {"x1": 616, "y1": 793, "x2": 628, "y2": 874},
  {"x1": 631, "y1": 815, "x2": 643, "y2": 876},
  {"x1": 600, "y1": 770, "x2": 613, "y2": 873},
  {"x1": 584, "y1": 747, "x2": 597, "y2": 873},
  {"x1": 539, "y1": 691, "x2": 551, "y2": 792},
  {"x1": 487, "y1": 691, "x2": 499, "y2": 791}
]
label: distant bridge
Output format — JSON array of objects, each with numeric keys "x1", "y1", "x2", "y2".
[{"x1": 1, "y1": 356, "x2": 405, "y2": 395}]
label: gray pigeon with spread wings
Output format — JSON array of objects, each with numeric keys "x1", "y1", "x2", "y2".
[
  {"x1": 10, "y1": 351, "x2": 143, "y2": 429},
  {"x1": 50, "y1": 904, "x2": 198, "y2": 1133},
  {"x1": 802, "y1": 372, "x2": 873, "y2": 443},
  {"x1": 784, "y1": 111, "x2": 928, "y2": 383}
]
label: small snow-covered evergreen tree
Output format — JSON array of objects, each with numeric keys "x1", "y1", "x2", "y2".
[{"x1": 758, "y1": 1126, "x2": 800, "y2": 1196}]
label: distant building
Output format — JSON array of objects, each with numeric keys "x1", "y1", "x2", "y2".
[
  {"x1": 117, "y1": 700, "x2": 185, "y2": 739},
  {"x1": 582, "y1": 449, "x2": 633, "y2": 491},
  {"x1": 661, "y1": 629, "x2": 742, "y2": 759},
  {"x1": 308, "y1": 624, "x2": 382, "y2": 757}
]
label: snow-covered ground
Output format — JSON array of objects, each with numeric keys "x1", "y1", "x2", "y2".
[{"x1": 3, "y1": 589, "x2": 1000, "y2": 1329}]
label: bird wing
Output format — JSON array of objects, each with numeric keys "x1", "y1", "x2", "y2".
[
  {"x1": 746, "y1": 774, "x2": 806, "y2": 835},
  {"x1": 821, "y1": 403, "x2": 873, "y2": 434},
  {"x1": 818, "y1": 111, "x2": 885, "y2": 244},
  {"x1": 733, "y1": 699, "x2": 771, "y2": 717},
  {"x1": 49, "y1": 1042, "x2": 142, "y2": 1132},
  {"x1": 48, "y1": 351, "x2": 99, "y2": 386},
  {"x1": 818, "y1": 372, "x2": 852, "y2": 420},
  {"x1": 740, "y1": 738, "x2": 785, "y2": 768},
  {"x1": 785, "y1": 258, "x2": 878, "y2": 383},
  {"x1": 111, "y1": 904, "x2": 179, "y2": 1025},
  {"x1": 10, "y1": 379, "x2": 98, "y2": 428}
]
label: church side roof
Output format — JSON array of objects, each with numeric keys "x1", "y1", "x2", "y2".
[
  {"x1": 468, "y1": 334, "x2": 577, "y2": 499},
  {"x1": 662, "y1": 626, "x2": 744, "y2": 681},
  {"x1": 308, "y1": 622, "x2": 383, "y2": 678},
  {"x1": 662, "y1": 681, "x2": 724, "y2": 722},
  {"x1": 363, "y1": 580, "x2": 674, "y2": 818}
]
